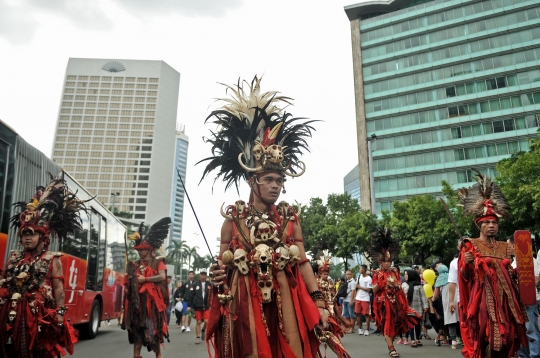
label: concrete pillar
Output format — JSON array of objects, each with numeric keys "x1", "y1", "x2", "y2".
[{"x1": 349, "y1": 18, "x2": 372, "y2": 212}]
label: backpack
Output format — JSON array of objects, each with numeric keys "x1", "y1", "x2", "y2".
[{"x1": 337, "y1": 282, "x2": 348, "y2": 298}]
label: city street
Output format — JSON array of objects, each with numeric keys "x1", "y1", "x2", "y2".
[{"x1": 74, "y1": 320, "x2": 463, "y2": 358}]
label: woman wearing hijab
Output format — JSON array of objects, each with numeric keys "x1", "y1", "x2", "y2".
[
  {"x1": 404, "y1": 270, "x2": 429, "y2": 347},
  {"x1": 433, "y1": 264, "x2": 459, "y2": 349}
]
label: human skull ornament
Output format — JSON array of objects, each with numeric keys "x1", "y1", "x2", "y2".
[
  {"x1": 233, "y1": 249, "x2": 249, "y2": 275},
  {"x1": 288, "y1": 245, "x2": 301, "y2": 266},
  {"x1": 221, "y1": 250, "x2": 235, "y2": 269},
  {"x1": 8, "y1": 311, "x2": 16, "y2": 323},
  {"x1": 275, "y1": 247, "x2": 290, "y2": 271},
  {"x1": 266, "y1": 145, "x2": 284, "y2": 164},
  {"x1": 15, "y1": 272, "x2": 28, "y2": 288}
]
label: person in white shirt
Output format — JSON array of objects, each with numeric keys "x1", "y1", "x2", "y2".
[
  {"x1": 508, "y1": 236, "x2": 540, "y2": 358},
  {"x1": 342, "y1": 270, "x2": 357, "y2": 333},
  {"x1": 353, "y1": 265, "x2": 372, "y2": 336}
]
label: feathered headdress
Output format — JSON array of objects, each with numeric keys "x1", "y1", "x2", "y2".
[
  {"x1": 457, "y1": 168, "x2": 511, "y2": 224},
  {"x1": 129, "y1": 217, "x2": 171, "y2": 250},
  {"x1": 9, "y1": 173, "x2": 89, "y2": 248},
  {"x1": 369, "y1": 226, "x2": 400, "y2": 262},
  {"x1": 198, "y1": 76, "x2": 317, "y2": 191},
  {"x1": 316, "y1": 249, "x2": 332, "y2": 274}
]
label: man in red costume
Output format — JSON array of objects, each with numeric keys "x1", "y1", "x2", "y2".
[
  {"x1": 457, "y1": 170, "x2": 527, "y2": 358},
  {"x1": 370, "y1": 227, "x2": 420, "y2": 358},
  {"x1": 201, "y1": 76, "x2": 350, "y2": 358},
  {"x1": 1, "y1": 176, "x2": 80, "y2": 357},
  {"x1": 123, "y1": 218, "x2": 171, "y2": 358}
]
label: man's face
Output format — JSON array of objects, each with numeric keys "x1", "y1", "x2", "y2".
[
  {"x1": 176, "y1": 282, "x2": 182, "y2": 288},
  {"x1": 321, "y1": 272, "x2": 329, "y2": 280},
  {"x1": 480, "y1": 220, "x2": 499, "y2": 238},
  {"x1": 167, "y1": 277, "x2": 171, "y2": 284},
  {"x1": 254, "y1": 173, "x2": 284, "y2": 204},
  {"x1": 345, "y1": 271, "x2": 352, "y2": 280},
  {"x1": 137, "y1": 249, "x2": 150, "y2": 259},
  {"x1": 200, "y1": 273, "x2": 207, "y2": 282},
  {"x1": 360, "y1": 266, "x2": 366, "y2": 275},
  {"x1": 21, "y1": 232, "x2": 40, "y2": 251},
  {"x1": 188, "y1": 273, "x2": 194, "y2": 281},
  {"x1": 380, "y1": 261, "x2": 391, "y2": 270}
]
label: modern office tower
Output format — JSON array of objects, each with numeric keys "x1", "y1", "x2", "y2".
[
  {"x1": 344, "y1": 0, "x2": 540, "y2": 214},
  {"x1": 52, "y1": 58, "x2": 180, "y2": 224},
  {"x1": 169, "y1": 124, "x2": 189, "y2": 242},
  {"x1": 344, "y1": 164, "x2": 361, "y2": 204}
]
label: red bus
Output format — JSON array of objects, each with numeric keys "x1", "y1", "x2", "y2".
[{"x1": 0, "y1": 120, "x2": 127, "y2": 339}]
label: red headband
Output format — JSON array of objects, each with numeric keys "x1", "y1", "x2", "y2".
[
  {"x1": 475, "y1": 214, "x2": 499, "y2": 224},
  {"x1": 134, "y1": 241, "x2": 155, "y2": 251}
]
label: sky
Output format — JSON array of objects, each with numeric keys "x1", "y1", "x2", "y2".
[{"x1": 0, "y1": 0, "x2": 363, "y2": 256}]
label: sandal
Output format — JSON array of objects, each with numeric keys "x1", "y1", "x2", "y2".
[
  {"x1": 388, "y1": 348, "x2": 400, "y2": 357},
  {"x1": 425, "y1": 335, "x2": 431, "y2": 340},
  {"x1": 416, "y1": 340, "x2": 423, "y2": 346},
  {"x1": 411, "y1": 342, "x2": 418, "y2": 348}
]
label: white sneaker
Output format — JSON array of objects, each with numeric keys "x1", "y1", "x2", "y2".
[
  {"x1": 181, "y1": 326, "x2": 186, "y2": 332},
  {"x1": 364, "y1": 330, "x2": 370, "y2": 336},
  {"x1": 186, "y1": 327, "x2": 191, "y2": 332},
  {"x1": 358, "y1": 329, "x2": 364, "y2": 335}
]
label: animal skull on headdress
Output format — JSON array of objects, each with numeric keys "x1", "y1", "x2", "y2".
[
  {"x1": 288, "y1": 245, "x2": 301, "y2": 266},
  {"x1": 252, "y1": 141, "x2": 265, "y2": 163},
  {"x1": 266, "y1": 144, "x2": 285, "y2": 164},
  {"x1": 24, "y1": 211, "x2": 36, "y2": 223},
  {"x1": 15, "y1": 272, "x2": 28, "y2": 288},
  {"x1": 275, "y1": 246, "x2": 290, "y2": 271},
  {"x1": 233, "y1": 249, "x2": 249, "y2": 275},
  {"x1": 8, "y1": 311, "x2": 16, "y2": 322},
  {"x1": 253, "y1": 244, "x2": 274, "y2": 303}
]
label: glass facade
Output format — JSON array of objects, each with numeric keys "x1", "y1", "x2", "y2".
[
  {"x1": 346, "y1": 0, "x2": 539, "y2": 214},
  {"x1": 170, "y1": 127, "x2": 189, "y2": 242}
]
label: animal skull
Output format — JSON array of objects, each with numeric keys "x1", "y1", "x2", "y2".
[
  {"x1": 254, "y1": 244, "x2": 274, "y2": 303},
  {"x1": 253, "y1": 222, "x2": 279, "y2": 245},
  {"x1": 234, "y1": 200, "x2": 246, "y2": 217},
  {"x1": 8, "y1": 311, "x2": 16, "y2": 322},
  {"x1": 252, "y1": 142, "x2": 265, "y2": 163},
  {"x1": 275, "y1": 247, "x2": 290, "y2": 271},
  {"x1": 221, "y1": 250, "x2": 235, "y2": 269},
  {"x1": 10, "y1": 293, "x2": 21, "y2": 309},
  {"x1": 15, "y1": 272, "x2": 28, "y2": 288},
  {"x1": 24, "y1": 211, "x2": 35, "y2": 223},
  {"x1": 233, "y1": 249, "x2": 249, "y2": 275},
  {"x1": 288, "y1": 245, "x2": 301, "y2": 266},
  {"x1": 265, "y1": 144, "x2": 284, "y2": 164}
]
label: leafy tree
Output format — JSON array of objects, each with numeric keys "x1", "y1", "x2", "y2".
[
  {"x1": 496, "y1": 133, "x2": 540, "y2": 243},
  {"x1": 192, "y1": 254, "x2": 213, "y2": 272},
  {"x1": 183, "y1": 246, "x2": 199, "y2": 272},
  {"x1": 167, "y1": 239, "x2": 189, "y2": 277},
  {"x1": 108, "y1": 207, "x2": 133, "y2": 219}
]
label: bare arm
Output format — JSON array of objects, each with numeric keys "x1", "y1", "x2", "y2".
[
  {"x1": 449, "y1": 282, "x2": 457, "y2": 314},
  {"x1": 208, "y1": 219, "x2": 232, "y2": 286},
  {"x1": 145, "y1": 270, "x2": 166, "y2": 283},
  {"x1": 52, "y1": 257, "x2": 65, "y2": 308},
  {"x1": 292, "y1": 223, "x2": 319, "y2": 293}
]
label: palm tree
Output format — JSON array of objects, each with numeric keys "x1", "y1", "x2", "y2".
[
  {"x1": 184, "y1": 246, "x2": 199, "y2": 273},
  {"x1": 167, "y1": 239, "x2": 189, "y2": 278}
]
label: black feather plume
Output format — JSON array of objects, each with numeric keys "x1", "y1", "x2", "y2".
[
  {"x1": 369, "y1": 226, "x2": 400, "y2": 262},
  {"x1": 143, "y1": 217, "x2": 171, "y2": 249}
]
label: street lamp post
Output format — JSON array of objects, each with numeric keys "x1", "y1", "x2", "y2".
[
  {"x1": 110, "y1": 192, "x2": 120, "y2": 215},
  {"x1": 367, "y1": 134, "x2": 377, "y2": 213}
]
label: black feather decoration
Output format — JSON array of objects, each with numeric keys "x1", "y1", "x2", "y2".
[
  {"x1": 197, "y1": 76, "x2": 318, "y2": 192},
  {"x1": 369, "y1": 226, "x2": 400, "y2": 262},
  {"x1": 143, "y1": 217, "x2": 171, "y2": 249}
]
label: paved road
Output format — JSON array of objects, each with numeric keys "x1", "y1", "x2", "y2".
[{"x1": 74, "y1": 320, "x2": 463, "y2": 357}]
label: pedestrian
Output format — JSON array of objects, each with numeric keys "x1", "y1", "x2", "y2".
[
  {"x1": 354, "y1": 265, "x2": 372, "y2": 336},
  {"x1": 394, "y1": 265, "x2": 405, "y2": 283},
  {"x1": 204, "y1": 77, "x2": 351, "y2": 358},
  {"x1": 370, "y1": 227, "x2": 420, "y2": 358},
  {"x1": 173, "y1": 281, "x2": 183, "y2": 327},
  {"x1": 457, "y1": 171, "x2": 527, "y2": 357},
  {"x1": 123, "y1": 218, "x2": 171, "y2": 358},
  {"x1": 179, "y1": 271, "x2": 196, "y2": 332},
  {"x1": 433, "y1": 264, "x2": 458, "y2": 348},
  {"x1": 186, "y1": 271, "x2": 211, "y2": 345},
  {"x1": 403, "y1": 270, "x2": 428, "y2": 348},
  {"x1": 508, "y1": 235, "x2": 540, "y2": 358},
  {"x1": 448, "y1": 250, "x2": 462, "y2": 348},
  {"x1": 0, "y1": 177, "x2": 80, "y2": 357},
  {"x1": 342, "y1": 270, "x2": 357, "y2": 333}
]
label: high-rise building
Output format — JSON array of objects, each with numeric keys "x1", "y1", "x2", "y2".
[
  {"x1": 344, "y1": 0, "x2": 540, "y2": 214},
  {"x1": 52, "y1": 58, "x2": 180, "y2": 224},
  {"x1": 344, "y1": 164, "x2": 361, "y2": 204},
  {"x1": 170, "y1": 124, "x2": 189, "y2": 242}
]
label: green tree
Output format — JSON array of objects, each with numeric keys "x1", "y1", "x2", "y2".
[
  {"x1": 184, "y1": 246, "x2": 199, "y2": 272},
  {"x1": 192, "y1": 254, "x2": 212, "y2": 272},
  {"x1": 167, "y1": 239, "x2": 189, "y2": 277},
  {"x1": 496, "y1": 133, "x2": 540, "y2": 242}
]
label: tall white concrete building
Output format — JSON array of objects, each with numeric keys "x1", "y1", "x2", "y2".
[
  {"x1": 170, "y1": 124, "x2": 189, "y2": 242},
  {"x1": 52, "y1": 58, "x2": 180, "y2": 225}
]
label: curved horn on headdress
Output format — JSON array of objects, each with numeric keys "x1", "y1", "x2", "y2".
[
  {"x1": 284, "y1": 161, "x2": 306, "y2": 178},
  {"x1": 238, "y1": 153, "x2": 263, "y2": 173},
  {"x1": 220, "y1": 202, "x2": 233, "y2": 220},
  {"x1": 294, "y1": 200, "x2": 302, "y2": 217}
]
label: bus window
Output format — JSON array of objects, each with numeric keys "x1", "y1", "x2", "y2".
[
  {"x1": 96, "y1": 217, "x2": 106, "y2": 291},
  {"x1": 59, "y1": 212, "x2": 89, "y2": 260},
  {"x1": 106, "y1": 219, "x2": 126, "y2": 275},
  {"x1": 87, "y1": 211, "x2": 100, "y2": 290}
]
